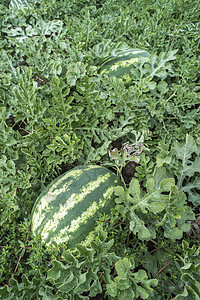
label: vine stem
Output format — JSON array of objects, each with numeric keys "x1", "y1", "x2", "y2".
[
  {"x1": 116, "y1": 165, "x2": 126, "y2": 188},
  {"x1": 153, "y1": 260, "x2": 173, "y2": 278},
  {"x1": 13, "y1": 227, "x2": 30, "y2": 277},
  {"x1": 168, "y1": 279, "x2": 182, "y2": 291},
  {"x1": 168, "y1": 28, "x2": 181, "y2": 52}
]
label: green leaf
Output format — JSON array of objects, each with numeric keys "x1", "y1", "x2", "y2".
[
  {"x1": 163, "y1": 226, "x2": 183, "y2": 239},
  {"x1": 115, "y1": 276, "x2": 130, "y2": 290},
  {"x1": 152, "y1": 166, "x2": 168, "y2": 188},
  {"x1": 115, "y1": 257, "x2": 133, "y2": 277},
  {"x1": 129, "y1": 212, "x2": 151, "y2": 240},
  {"x1": 173, "y1": 135, "x2": 200, "y2": 188},
  {"x1": 182, "y1": 177, "x2": 200, "y2": 206},
  {"x1": 129, "y1": 177, "x2": 167, "y2": 214},
  {"x1": 147, "y1": 50, "x2": 177, "y2": 79},
  {"x1": 107, "y1": 257, "x2": 157, "y2": 299},
  {"x1": 9, "y1": 278, "x2": 23, "y2": 292},
  {"x1": 174, "y1": 284, "x2": 200, "y2": 300},
  {"x1": 89, "y1": 278, "x2": 102, "y2": 297},
  {"x1": 47, "y1": 260, "x2": 65, "y2": 281},
  {"x1": 183, "y1": 157, "x2": 200, "y2": 177},
  {"x1": 148, "y1": 81, "x2": 157, "y2": 90},
  {"x1": 0, "y1": 286, "x2": 11, "y2": 299},
  {"x1": 156, "y1": 155, "x2": 171, "y2": 167},
  {"x1": 57, "y1": 273, "x2": 77, "y2": 293},
  {"x1": 143, "y1": 252, "x2": 158, "y2": 277},
  {"x1": 116, "y1": 167, "x2": 194, "y2": 241},
  {"x1": 129, "y1": 178, "x2": 141, "y2": 200},
  {"x1": 106, "y1": 281, "x2": 118, "y2": 297},
  {"x1": 174, "y1": 135, "x2": 198, "y2": 161},
  {"x1": 62, "y1": 250, "x2": 79, "y2": 264},
  {"x1": 135, "y1": 285, "x2": 150, "y2": 299}
]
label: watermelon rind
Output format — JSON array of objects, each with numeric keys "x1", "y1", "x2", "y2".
[
  {"x1": 31, "y1": 165, "x2": 122, "y2": 248},
  {"x1": 98, "y1": 49, "x2": 150, "y2": 85}
]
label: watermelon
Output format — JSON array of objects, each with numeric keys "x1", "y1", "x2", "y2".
[
  {"x1": 9, "y1": 0, "x2": 30, "y2": 9},
  {"x1": 98, "y1": 49, "x2": 150, "y2": 85},
  {"x1": 31, "y1": 165, "x2": 122, "y2": 248}
]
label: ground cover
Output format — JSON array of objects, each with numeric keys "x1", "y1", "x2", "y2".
[{"x1": 0, "y1": 0, "x2": 199, "y2": 299}]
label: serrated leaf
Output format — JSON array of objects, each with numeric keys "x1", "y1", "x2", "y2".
[
  {"x1": 157, "y1": 81, "x2": 169, "y2": 94},
  {"x1": 183, "y1": 157, "x2": 200, "y2": 177},
  {"x1": 129, "y1": 178, "x2": 166, "y2": 214},
  {"x1": 174, "y1": 135, "x2": 198, "y2": 161},
  {"x1": 148, "y1": 50, "x2": 177, "y2": 79},
  {"x1": 188, "y1": 191, "x2": 200, "y2": 206},
  {"x1": 173, "y1": 135, "x2": 200, "y2": 189},
  {"x1": 117, "y1": 172, "x2": 191, "y2": 241},
  {"x1": 182, "y1": 240, "x2": 197, "y2": 255},
  {"x1": 178, "y1": 242, "x2": 200, "y2": 300},
  {"x1": 181, "y1": 273, "x2": 200, "y2": 297}
]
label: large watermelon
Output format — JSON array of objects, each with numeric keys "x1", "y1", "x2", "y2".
[
  {"x1": 31, "y1": 165, "x2": 122, "y2": 248},
  {"x1": 98, "y1": 49, "x2": 150, "y2": 85}
]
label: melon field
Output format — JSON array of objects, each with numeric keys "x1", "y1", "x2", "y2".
[{"x1": 0, "y1": 0, "x2": 199, "y2": 299}]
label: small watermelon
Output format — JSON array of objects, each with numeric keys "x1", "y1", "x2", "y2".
[
  {"x1": 9, "y1": 0, "x2": 30, "y2": 9},
  {"x1": 31, "y1": 165, "x2": 122, "y2": 248},
  {"x1": 98, "y1": 49, "x2": 150, "y2": 85}
]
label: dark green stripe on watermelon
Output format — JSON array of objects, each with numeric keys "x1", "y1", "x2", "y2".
[
  {"x1": 31, "y1": 165, "x2": 122, "y2": 248},
  {"x1": 98, "y1": 49, "x2": 150, "y2": 86}
]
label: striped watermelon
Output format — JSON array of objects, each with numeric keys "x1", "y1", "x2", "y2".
[
  {"x1": 98, "y1": 49, "x2": 150, "y2": 85},
  {"x1": 31, "y1": 165, "x2": 122, "y2": 248},
  {"x1": 9, "y1": 0, "x2": 30, "y2": 9}
]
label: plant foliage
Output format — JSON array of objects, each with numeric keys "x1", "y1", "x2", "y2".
[{"x1": 0, "y1": 0, "x2": 199, "y2": 299}]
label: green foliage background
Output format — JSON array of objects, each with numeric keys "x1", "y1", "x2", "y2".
[{"x1": 0, "y1": 0, "x2": 199, "y2": 299}]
